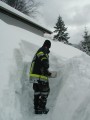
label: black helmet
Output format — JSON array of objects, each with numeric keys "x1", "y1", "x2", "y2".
[{"x1": 43, "y1": 40, "x2": 51, "y2": 48}]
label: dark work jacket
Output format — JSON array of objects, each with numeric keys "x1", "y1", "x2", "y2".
[{"x1": 30, "y1": 46, "x2": 51, "y2": 82}]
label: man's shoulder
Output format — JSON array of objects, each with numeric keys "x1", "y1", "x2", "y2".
[
  {"x1": 38, "y1": 47, "x2": 45, "y2": 53},
  {"x1": 36, "y1": 47, "x2": 45, "y2": 57}
]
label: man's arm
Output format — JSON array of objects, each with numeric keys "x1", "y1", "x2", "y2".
[{"x1": 40, "y1": 55, "x2": 51, "y2": 76}]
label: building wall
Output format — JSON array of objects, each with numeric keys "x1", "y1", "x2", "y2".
[{"x1": 0, "y1": 12, "x2": 44, "y2": 37}]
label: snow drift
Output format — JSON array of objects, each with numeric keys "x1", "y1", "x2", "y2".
[{"x1": 0, "y1": 12, "x2": 90, "y2": 120}]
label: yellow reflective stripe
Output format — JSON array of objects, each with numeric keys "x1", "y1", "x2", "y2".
[
  {"x1": 30, "y1": 74, "x2": 48, "y2": 80},
  {"x1": 37, "y1": 52, "x2": 44, "y2": 57},
  {"x1": 40, "y1": 75, "x2": 48, "y2": 80},
  {"x1": 30, "y1": 62, "x2": 35, "y2": 74},
  {"x1": 41, "y1": 57, "x2": 47, "y2": 61}
]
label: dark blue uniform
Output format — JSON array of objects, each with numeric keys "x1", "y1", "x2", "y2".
[{"x1": 30, "y1": 42, "x2": 51, "y2": 114}]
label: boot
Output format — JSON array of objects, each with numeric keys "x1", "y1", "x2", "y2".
[
  {"x1": 36, "y1": 95, "x2": 49, "y2": 114},
  {"x1": 35, "y1": 107, "x2": 49, "y2": 114},
  {"x1": 35, "y1": 108, "x2": 43, "y2": 114},
  {"x1": 34, "y1": 106, "x2": 43, "y2": 114},
  {"x1": 43, "y1": 107, "x2": 49, "y2": 114}
]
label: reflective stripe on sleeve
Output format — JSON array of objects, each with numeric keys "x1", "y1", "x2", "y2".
[
  {"x1": 30, "y1": 74, "x2": 48, "y2": 80},
  {"x1": 41, "y1": 57, "x2": 47, "y2": 61},
  {"x1": 37, "y1": 52, "x2": 44, "y2": 57}
]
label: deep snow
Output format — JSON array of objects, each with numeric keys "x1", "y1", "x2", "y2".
[{"x1": 1, "y1": 6, "x2": 90, "y2": 120}]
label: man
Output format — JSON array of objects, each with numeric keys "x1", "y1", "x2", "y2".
[{"x1": 29, "y1": 40, "x2": 51, "y2": 114}]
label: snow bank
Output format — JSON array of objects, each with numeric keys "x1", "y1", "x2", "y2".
[
  {"x1": 52, "y1": 54, "x2": 90, "y2": 120},
  {"x1": 1, "y1": 17, "x2": 90, "y2": 120}
]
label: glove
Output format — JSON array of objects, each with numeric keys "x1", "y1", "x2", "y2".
[{"x1": 50, "y1": 71, "x2": 57, "y2": 78}]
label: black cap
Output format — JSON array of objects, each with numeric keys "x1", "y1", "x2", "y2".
[{"x1": 43, "y1": 40, "x2": 51, "y2": 48}]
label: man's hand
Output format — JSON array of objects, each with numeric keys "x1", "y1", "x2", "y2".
[{"x1": 50, "y1": 71, "x2": 57, "y2": 78}]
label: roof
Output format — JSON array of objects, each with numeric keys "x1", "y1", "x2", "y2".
[{"x1": 0, "y1": 1, "x2": 52, "y2": 34}]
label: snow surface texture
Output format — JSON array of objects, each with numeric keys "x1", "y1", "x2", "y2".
[{"x1": 1, "y1": 17, "x2": 90, "y2": 120}]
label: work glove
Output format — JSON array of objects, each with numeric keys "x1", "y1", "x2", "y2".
[{"x1": 50, "y1": 71, "x2": 57, "y2": 78}]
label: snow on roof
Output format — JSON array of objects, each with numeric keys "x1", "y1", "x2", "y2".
[{"x1": 0, "y1": 1, "x2": 52, "y2": 34}]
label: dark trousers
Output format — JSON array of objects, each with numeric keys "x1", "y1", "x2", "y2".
[{"x1": 33, "y1": 81, "x2": 50, "y2": 110}]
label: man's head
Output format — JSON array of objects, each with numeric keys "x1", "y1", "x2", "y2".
[{"x1": 43, "y1": 40, "x2": 51, "y2": 48}]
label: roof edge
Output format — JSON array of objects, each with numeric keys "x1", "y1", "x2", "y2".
[{"x1": 0, "y1": 1, "x2": 52, "y2": 34}]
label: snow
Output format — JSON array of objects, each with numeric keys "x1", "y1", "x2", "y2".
[{"x1": 1, "y1": 7, "x2": 90, "y2": 120}]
